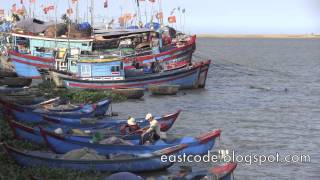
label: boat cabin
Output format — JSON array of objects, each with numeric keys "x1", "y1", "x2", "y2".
[{"x1": 77, "y1": 56, "x2": 125, "y2": 81}]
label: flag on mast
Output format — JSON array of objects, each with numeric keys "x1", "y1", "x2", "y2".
[
  {"x1": 11, "y1": 4, "x2": 17, "y2": 13},
  {"x1": 168, "y1": 16, "x2": 176, "y2": 23},
  {"x1": 104, "y1": 0, "x2": 108, "y2": 8}
]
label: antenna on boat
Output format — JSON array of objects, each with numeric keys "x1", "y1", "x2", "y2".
[{"x1": 54, "y1": 0, "x2": 58, "y2": 47}]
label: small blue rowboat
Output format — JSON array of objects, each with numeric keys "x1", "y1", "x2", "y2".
[
  {"x1": 3, "y1": 98, "x2": 111, "y2": 123},
  {"x1": 7, "y1": 111, "x2": 180, "y2": 144},
  {"x1": 41, "y1": 128, "x2": 221, "y2": 155},
  {"x1": 41, "y1": 110, "x2": 181, "y2": 129},
  {"x1": 3, "y1": 143, "x2": 187, "y2": 172}
]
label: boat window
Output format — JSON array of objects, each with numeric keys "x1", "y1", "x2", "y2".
[
  {"x1": 81, "y1": 64, "x2": 91, "y2": 77},
  {"x1": 111, "y1": 66, "x2": 120, "y2": 72},
  {"x1": 82, "y1": 43, "x2": 88, "y2": 46},
  {"x1": 33, "y1": 19, "x2": 44, "y2": 24}
]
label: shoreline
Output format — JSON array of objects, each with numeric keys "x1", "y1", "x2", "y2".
[{"x1": 196, "y1": 34, "x2": 320, "y2": 39}]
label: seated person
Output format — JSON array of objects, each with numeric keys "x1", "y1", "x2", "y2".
[
  {"x1": 140, "y1": 113, "x2": 161, "y2": 144},
  {"x1": 120, "y1": 117, "x2": 140, "y2": 135}
]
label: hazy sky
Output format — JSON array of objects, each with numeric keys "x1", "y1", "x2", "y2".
[{"x1": 1, "y1": 0, "x2": 320, "y2": 34}]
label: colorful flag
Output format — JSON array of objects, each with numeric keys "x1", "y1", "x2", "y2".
[
  {"x1": 20, "y1": 0, "x2": 23, "y2": 4},
  {"x1": 182, "y1": 9, "x2": 186, "y2": 13},
  {"x1": 168, "y1": 16, "x2": 176, "y2": 23},
  {"x1": 104, "y1": 0, "x2": 108, "y2": 8},
  {"x1": 11, "y1": 4, "x2": 17, "y2": 13},
  {"x1": 72, "y1": 0, "x2": 78, "y2": 4},
  {"x1": 67, "y1": 8, "x2": 73, "y2": 15},
  {"x1": 149, "y1": 0, "x2": 155, "y2": 2},
  {"x1": 48, "y1": 5, "x2": 54, "y2": 10},
  {"x1": 30, "y1": 0, "x2": 36, "y2": 3},
  {"x1": 118, "y1": 16, "x2": 125, "y2": 26},
  {"x1": 43, "y1": 7, "x2": 49, "y2": 14},
  {"x1": 0, "y1": 9, "x2": 4, "y2": 17},
  {"x1": 123, "y1": 13, "x2": 132, "y2": 21},
  {"x1": 156, "y1": 12, "x2": 163, "y2": 20}
]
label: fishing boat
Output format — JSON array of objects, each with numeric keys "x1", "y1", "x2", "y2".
[
  {"x1": 8, "y1": 18, "x2": 196, "y2": 79},
  {"x1": 148, "y1": 84, "x2": 180, "y2": 95},
  {"x1": 7, "y1": 110, "x2": 180, "y2": 144},
  {"x1": 0, "y1": 77, "x2": 32, "y2": 87},
  {"x1": 0, "y1": 69, "x2": 17, "y2": 77},
  {"x1": 3, "y1": 143, "x2": 187, "y2": 172},
  {"x1": 49, "y1": 69, "x2": 74, "y2": 88},
  {"x1": 111, "y1": 88, "x2": 144, "y2": 99},
  {"x1": 41, "y1": 110, "x2": 181, "y2": 129},
  {"x1": 0, "y1": 86, "x2": 29, "y2": 94},
  {"x1": 1, "y1": 97, "x2": 111, "y2": 123},
  {"x1": 61, "y1": 60, "x2": 210, "y2": 90},
  {"x1": 41, "y1": 128, "x2": 221, "y2": 155}
]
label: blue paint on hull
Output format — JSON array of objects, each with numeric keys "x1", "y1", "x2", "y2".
[{"x1": 12, "y1": 61, "x2": 41, "y2": 78}]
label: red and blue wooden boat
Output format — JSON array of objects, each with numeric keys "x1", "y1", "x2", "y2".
[
  {"x1": 3, "y1": 143, "x2": 187, "y2": 172},
  {"x1": 9, "y1": 50, "x2": 54, "y2": 79},
  {"x1": 62, "y1": 60, "x2": 211, "y2": 90},
  {"x1": 2, "y1": 98, "x2": 111, "y2": 123},
  {"x1": 7, "y1": 110, "x2": 180, "y2": 144},
  {"x1": 41, "y1": 128, "x2": 221, "y2": 155}
]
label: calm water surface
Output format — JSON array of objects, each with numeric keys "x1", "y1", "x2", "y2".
[{"x1": 113, "y1": 38, "x2": 320, "y2": 180}]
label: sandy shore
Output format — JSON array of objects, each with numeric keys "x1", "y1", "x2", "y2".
[{"x1": 197, "y1": 34, "x2": 320, "y2": 39}]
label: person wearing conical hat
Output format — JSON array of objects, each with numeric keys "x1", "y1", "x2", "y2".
[
  {"x1": 120, "y1": 116, "x2": 140, "y2": 135},
  {"x1": 141, "y1": 113, "x2": 161, "y2": 144}
]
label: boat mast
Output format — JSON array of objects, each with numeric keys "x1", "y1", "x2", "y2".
[
  {"x1": 75, "y1": 0, "x2": 79, "y2": 24},
  {"x1": 90, "y1": 0, "x2": 94, "y2": 36}
]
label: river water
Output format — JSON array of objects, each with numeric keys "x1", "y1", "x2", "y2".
[{"x1": 113, "y1": 38, "x2": 320, "y2": 180}]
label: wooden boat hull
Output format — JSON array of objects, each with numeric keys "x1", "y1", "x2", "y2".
[
  {"x1": 111, "y1": 88, "x2": 144, "y2": 99},
  {"x1": 7, "y1": 118, "x2": 142, "y2": 145},
  {"x1": 0, "y1": 86, "x2": 27, "y2": 93},
  {"x1": 148, "y1": 85, "x2": 180, "y2": 95},
  {"x1": 41, "y1": 128, "x2": 221, "y2": 155},
  {"x1": 0, "y1": 77, "x2": 32, "y2": 87},
  {"x1": 9, "y1": 50, "x2": 54, "y2": 79},
  {"x1": 9, "y1": 39, "x2": 195, "y2": 79},
  {"x1": 2, "y1": 98, "x2": 111, "y2": 123},
  {"x1": 62, "y1": 60, "x2": 211, "y2": 90},
  {"x1": 0, "y1": 70, "x2": 17, "y2": 77},
  {"x1": 42, "y1": 110, "x2": 181, "y2": 129},
  {"x1": 197, "y1": 60, "x2": 211, "y2": 88},
  {"x1": 49, "y1": 70, "x2": 74, "y2": 88},
  {"x1": 4, "y1": 143, "x2": 187, "y2": 172},
  {"x1": 7, "y1": 111, "x2": 181, "y2": 144}
]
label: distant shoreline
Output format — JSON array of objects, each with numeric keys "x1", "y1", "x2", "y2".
[{"x1": 196, "y1": 34, "x2": 320, "y2": 39}]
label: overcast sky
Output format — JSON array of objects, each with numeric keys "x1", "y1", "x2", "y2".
[{"x1": 1, "y1": 0, "x2": 320, "y2": 34}]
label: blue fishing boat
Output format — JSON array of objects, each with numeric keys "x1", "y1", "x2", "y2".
[
  {"x1": 41, "y1": 110, "x2": 181, "y2": 129},
  {"x1": 41, "y1": 128, "x2": 221, "y2": 155},
  {"x1": 61, "y1": 60, "x2": 211, "y2": 90},
  {"x1": 9, "y1": 30, "x2": 93, "y2": 78},
  {"x1": 2, "y1": 98, "x2": 111, "y2": 123},
  {"x1": 3, "y1": 143, "x2": 187, "y2": 172},
  {"x1": 7, "y1": 110, "x2": 180, "y2": 144}
]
